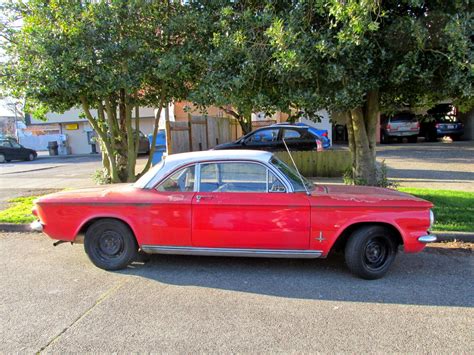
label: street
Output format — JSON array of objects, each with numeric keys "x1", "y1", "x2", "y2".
[{"x1": 0, "y1": 232, "x2": 472, "y2": 353}]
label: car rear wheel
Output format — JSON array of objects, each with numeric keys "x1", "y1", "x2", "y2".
[
  {"x1": 408, "y1": 136, "x2": 418, "y2": 143},
  {"x1": 344, "y1": 225, "x2": 398, "y2": 280},
  {"x1": 0, "y1": 154, "x2": 5, "y2": 163},
  {"x1": 380, "y1": 131, "x2": 390, "y2": 144},
  {"x1": 84, "y1": 219, "x2": 138, "y2": 270},
  {"x1": 26, "y1": 153, "x2": 35, "y2": 161}
]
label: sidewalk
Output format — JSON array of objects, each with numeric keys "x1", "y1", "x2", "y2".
[{"x1": 37, "y1": 151, "x2": 101, "y2": 159}]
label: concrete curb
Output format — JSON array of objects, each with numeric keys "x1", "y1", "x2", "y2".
[
  {"x1": 0, "y1": 223, "x2": 472, "y2": 242},
  {"x1": 0, "y1": 223, "x2": 31, "y2": 233}
]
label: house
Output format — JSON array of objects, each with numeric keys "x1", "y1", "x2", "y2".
[{"x1": 24, "y1": 106, "x2": 172, "y2": 154}]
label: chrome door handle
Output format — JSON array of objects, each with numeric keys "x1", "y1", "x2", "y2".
[{"x1": 196, "y1": 195, "x2": 213, "y2": 202}]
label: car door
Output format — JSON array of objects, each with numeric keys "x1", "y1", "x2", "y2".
[
  {"x1": 191, "y1": 161, "x2": 311, "y2": 249},
  {"x1": 10, "y1": 141, "x2": 26, "y2": 160},
  {"x1": 0, "y1": 140, "x2": 15, "y2": 160},
  {"x1": 145, "y1": 164, "x2": 196, "y2": 246},
  {"x1": 281, "y1": 128, "x2": 316, "y2": 151},
  {"x1": 243, "y1": 128, "x2": 282, "y2": 151}
]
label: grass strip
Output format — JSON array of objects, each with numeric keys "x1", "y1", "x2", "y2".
[{"x1": 399, "y1": 188, "x2": 474, "y2": 232}]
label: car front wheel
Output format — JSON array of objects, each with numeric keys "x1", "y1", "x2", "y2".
[
  {"x1": 84, "y1": 219, "x2": 138, "y2": 270},
  {"x1": 344, "y1": 225, "x2": 398, "y2": 280}
]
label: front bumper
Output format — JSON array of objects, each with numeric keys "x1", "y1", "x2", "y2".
[
  {"x1": 418, "y1": 235, "x2": 437, "y2": 243},
  {"x1": 30, "y1": 220, "x2": 43, "y2": 232}
]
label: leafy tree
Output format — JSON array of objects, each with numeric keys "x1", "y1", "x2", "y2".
[
  {"x1": 191, "y1": 3, "x2": 300, "y2": 134},
  {"x1": 1, "y1": 0, "x2": 202, "y2": 182},
  {"x1": 265, "y1": 0, "x2": 473, "y2": 185}
]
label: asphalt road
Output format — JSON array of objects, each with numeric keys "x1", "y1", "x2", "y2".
[{"x1": 0, "y1": 232, "x2": 472, "y2": 353}]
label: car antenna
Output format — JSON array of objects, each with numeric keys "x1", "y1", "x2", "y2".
[{"x1": 282, "y1": 138, "x2": 311, "y2": 196}]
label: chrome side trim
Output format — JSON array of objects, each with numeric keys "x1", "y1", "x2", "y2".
[
  {"x1": 418, "y1": 235, "x2": 437, "y2": 243},
  {"x1": 30, "y1": 220, "x2": 43, "y2": 232},
  {"x1": 141, "y1": 245, "x2": 323, "y2": 259}
]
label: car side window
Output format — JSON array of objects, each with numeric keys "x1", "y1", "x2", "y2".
[
  {"x1": 0, "y1": 140, "x2": 12, "y2": 148},
  {"x1": 156, "y1": 165, "x2": 195, "y2": 192},
  {"x1": 11, "y1": 141, "x2": 21, "y2": 148},
  {"x1": 282, "y1": 129, "x2": 302, "y2": 140},
  {"x1": 247, "y1": 128, "x2": 279, "y2": 143},
  {"x1": 199, "y1": 162, "x2": 285, "y2": 193}
]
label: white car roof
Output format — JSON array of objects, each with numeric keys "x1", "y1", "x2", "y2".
[
  {"x1": 135, "y1": 150, "x2": 274, "y2": 189},
  {"x1": 166, "y1": 149, "x2": 273, "y2": 165}
]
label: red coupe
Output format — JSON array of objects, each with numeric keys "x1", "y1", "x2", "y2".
[{"x1": 31, "y1": 150, "x2": 436, "y2": 279}]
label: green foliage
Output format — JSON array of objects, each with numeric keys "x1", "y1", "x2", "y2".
[
  {"x1": 0, "y1": 196, "x2": 39, "y2": 224},
  {"x1": 344, "y1": 160, "x2": 398, "y2": 188},
  {"x1": 0, "y1": 0, "x2": 203, "y2": 182},
  {"x1": 399, "y1": 188, "x2": 474, "y2": 232},
  {"x1": 92, "y1": 168, "x2": 112, "y2": 185}
]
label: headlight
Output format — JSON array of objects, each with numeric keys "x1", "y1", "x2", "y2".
[{"x1": 429, "y1": 209, "x2": 435, "y2": 229}]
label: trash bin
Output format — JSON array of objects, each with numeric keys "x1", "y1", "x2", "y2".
[
  {"x1": 149, "y1": 130, "x2": 167, "y2": 166},
  {"x1": 47, "y1": 141, "x2": 58, "y2": 156}
]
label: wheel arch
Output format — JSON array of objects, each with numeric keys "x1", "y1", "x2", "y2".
[
  {"x1": 76, "y1": 216, "x2": 138, "y2": 245},
  {"x1": 330, "y1": 221, "x2": 403, "y2": 254}
]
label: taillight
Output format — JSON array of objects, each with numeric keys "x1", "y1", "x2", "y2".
[
  {"x1": 435, "y1": 123, "x2": 440, "y2": 128},
  {"x1": 322, "y1": 132, "x2": 328, "y2": 137},
  {"x1": 32, "y1": 207, "x2": 38, "y2": 217},
  {"x1": 386, "y1": 124, "x2": 392, "y2": 131},
  {"x1": 416, "y1": 122, "x2": 420, "y2": 128}
]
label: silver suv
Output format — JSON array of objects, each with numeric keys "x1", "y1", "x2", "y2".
[{"x1": 380, "y1": 112, "x2": 419, "y2": 143}]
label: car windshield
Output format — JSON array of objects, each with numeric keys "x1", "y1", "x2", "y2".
[
  {"x1": 134, "y1": 160, "x2": 165, "y2": 188},
  {"x1": 391, "y1": 113, "x2": 416, "y2": 122},
  {"x1": 270, "y1": 157, "x2": 314, "y2": 192}
]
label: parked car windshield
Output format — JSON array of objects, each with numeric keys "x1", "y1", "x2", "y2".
[
  {"x1": 391, "y1": 113, "x2": 416, "y2": 122},
  {"x1": 270, "y1": 157, "x2": 314, "y2": 192},
  {"x1": 134, "y1": 160, "x2": 165, "y2": 188}
]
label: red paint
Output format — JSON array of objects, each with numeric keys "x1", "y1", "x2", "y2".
[{"x1": 34, "y1": 183, "x2": 433, "y2": 255}]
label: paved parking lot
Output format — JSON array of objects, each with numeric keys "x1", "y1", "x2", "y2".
[
  {"x1": 377, "y1": 140, "x2": 474, "y2": 191},
  {"x1": 0, "y1": 232, "x2": 472, "y2": 352}
]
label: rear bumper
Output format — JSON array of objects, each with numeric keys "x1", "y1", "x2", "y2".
[
  {"x1": 30, "y1": 220, "x2": 43, "y2": 232},
  {"x1": 418, "y1": 235, "x2": 437, "y2": 243},
  {"x1": 436, "y1": 129, "x2": 464, "y2": 136},
  {"x1": 386, "y1": 131, "x2": 419, "y2": 137}
]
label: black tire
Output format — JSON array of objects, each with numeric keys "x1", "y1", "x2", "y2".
[
  {"x1": 0, "y1": 154, "x2": 5, "y2": 163},
  {"x1": 84, "y1": 219, "x2": 138, "y2": 270},
  {"x1": 380, "y1": 131, "x2": 389, "y2": 144},
  {"x1": 344, "y1": 225, "x2": 398, "y2": 280},
  {"x1": 408, "y1": 135, "x2": 418, "y2": 143},
  {"x1": 26, "y1": 153, "x2": 35, "y2": 161}
]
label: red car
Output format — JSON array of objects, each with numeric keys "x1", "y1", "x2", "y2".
[{"x1": 31, "y1": 150, "x2": 436, "y2": 279}]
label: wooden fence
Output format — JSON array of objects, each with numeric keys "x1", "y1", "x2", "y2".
[
  {"x1": 165, "y1": 116, "x2": 350, "y2": 177},
  {"x1": 274, "y1": 150, "x2": 351, "y2": 177},
  {"x1": 166, "y1": 116, "x2": 277, "y2": 155}
]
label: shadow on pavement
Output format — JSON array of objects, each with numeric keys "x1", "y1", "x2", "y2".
[{"x1": 119, "y1": 250, "x2": 473, "y2": 308}]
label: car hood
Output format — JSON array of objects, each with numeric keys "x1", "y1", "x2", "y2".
[
  {"x1": 36, "y1": 184, "x2": 153, "y2": 204},
  {"x1": 310, "y1": 184, "x2": 432, "y2": 208}
]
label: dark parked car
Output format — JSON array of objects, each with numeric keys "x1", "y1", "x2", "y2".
[
  {"x1": 137, "y1": 131, "x2": 151, "y2": 154},
  {"x1": 380, "y1": 112, "x2": 420, "y2": 143},
  {"x1": 213, "y1": 124, "x2": 324, "y2": 152},
  {"x1": 419, "y1": 114, "x2": 464, "y2": 142},
  {"x1": 0, "y1": 139, "x2": 37, "y2": 163},
  {"x1": 275, "y1": 122, "x2": 331, "y2": 149}
]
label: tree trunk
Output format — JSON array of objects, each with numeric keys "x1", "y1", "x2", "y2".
[
  {"x1": 139, "y1": 99, "x2": 164, "y2": 178},
  {"x1": 80, "y1": 97, "x2": 121, "y2": 183},
  {"x1": 344, "y1": 90, "x2": 379, "y2": 186}
]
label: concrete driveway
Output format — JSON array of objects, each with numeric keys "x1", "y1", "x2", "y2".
[{"x1": 0, "y1": 232, "x2": 472, "y2": 353}]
